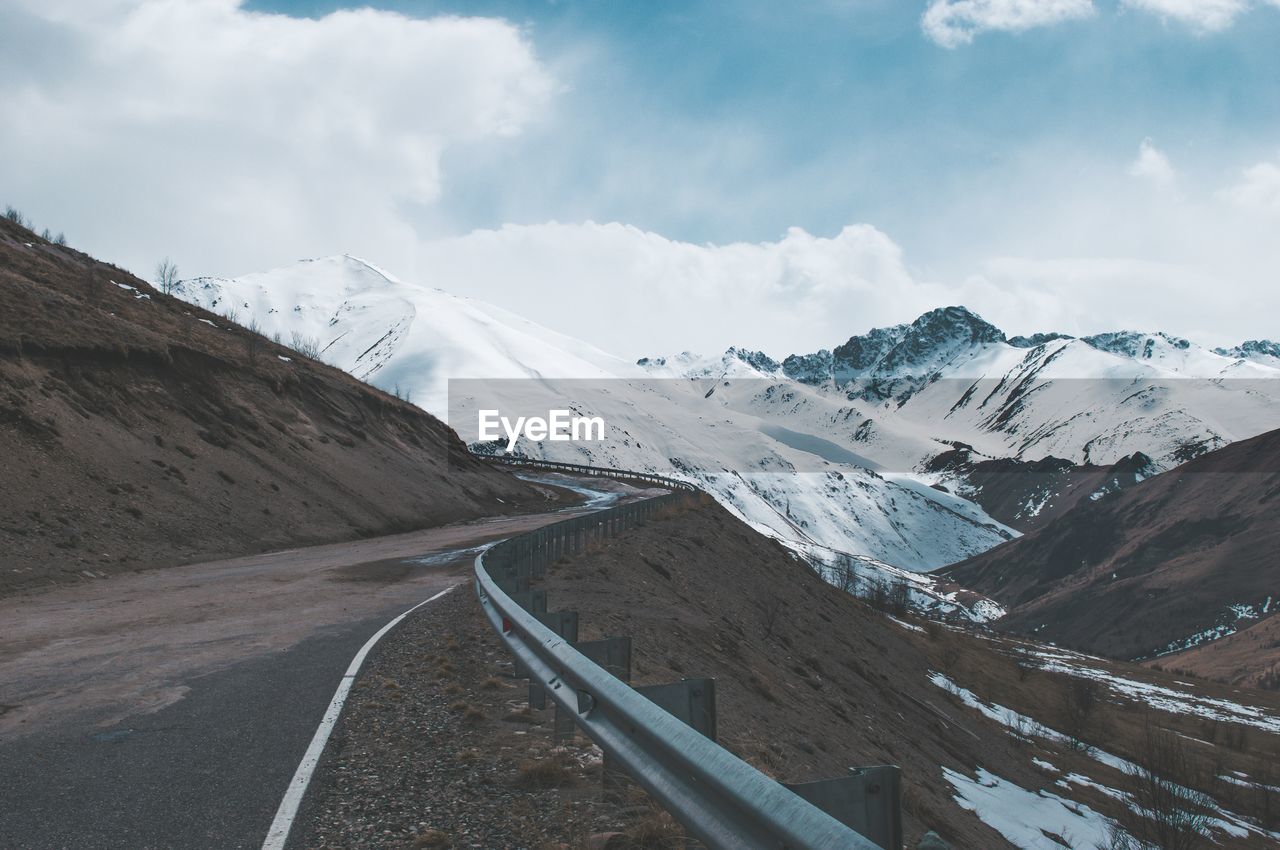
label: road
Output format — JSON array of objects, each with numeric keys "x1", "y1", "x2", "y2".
[{"x1": 0, "y1": 472, "x2": 652, "y2": 849}]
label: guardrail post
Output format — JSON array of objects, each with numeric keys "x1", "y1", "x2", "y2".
[
  {"x1": 634, "y1": 678, "x2": 717, "y2": 742},
  {"x1": 526, "y1": 611, "x2": 579, "y2": 709},
  {"x1": 575, "y1": 636, "x2": 632, "y2": 683},
  {"x1": 552, "y1": 637, "x2": 633, "y2": 742},
  {"x1": 783, "y1": 766, "x2": 902, "y2": 850},
  {"x1": 508, "y1": 589, "x2": 547, "y2": 616},
  {"x1": 492, "y1": 562, "x2": 531, "y2": 595}
]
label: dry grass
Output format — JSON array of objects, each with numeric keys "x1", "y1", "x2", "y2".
[
  {"x1": 411, "y1": 828, "x2": 452, "y2": 848},
  {"x1": 514, "y1": 756, "x2": 575, "y2": 790},
  {"x1": 608, "y1": 810, "x2": 686, "y2": 849}
]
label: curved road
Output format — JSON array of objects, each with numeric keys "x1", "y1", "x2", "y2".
[{"x1": 0, "y1": 472, "x2": 651, "y2": 849}]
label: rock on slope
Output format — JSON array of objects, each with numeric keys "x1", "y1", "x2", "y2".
[
  {"x1": 0, "y1": 219, "x2": 550, "y2": 596},
  {"x1": 937, "y1": 426, "x2": 1280, "y2": 663}
]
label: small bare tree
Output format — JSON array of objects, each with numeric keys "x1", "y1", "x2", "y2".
[
  {"x1": 244, "y1": 318, "x2": 264, "y2": 365},
  {"x1": 155, "y1": 257, "x2": 179, "y2": 294},
  {"x1": 289, "y1": 331, "x2": 322, "y2": 360},
  {"x1": 1062, "y1": 678, "x2": 1103, "y2": 750},
  {"x1": 3, "y1": 205, "x2": 31, "y2": 228},
  {"x1": 1128, "y1": 720, "x2": 1211, "y2": 850}
]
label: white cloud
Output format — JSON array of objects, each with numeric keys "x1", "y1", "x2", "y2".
[
  {"x1": 1220, "y1": 156, "x2": 1280, "y2": 213},
  {"x1": 1127, "y1": 138, "x2": 1176, "y2": 187},
  {"x1": 414, "y1": 222, "x2": 957, "y2": 358},
  {"x1": 1119, "y1": 0, "x2": 1252, "y2": 32},
  {"x1": 0, "y1": 0, "x2": 555, "y2": 277},
  {"x1": 922, "y1": 0, "x2": 1095, "y2": 47}
]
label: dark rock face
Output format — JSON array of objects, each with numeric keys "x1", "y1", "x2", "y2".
[
  {"x1": 727, "y1": 347, "x2": 781, "y2": 373},
  {"x1": 926, "y1": 447, "x2": 1156, "y2": 533},
  {"x1": 781, "y1": 349, "x2": 834, "y2": 385},
  {"x1": 1008, "y1": 332, "x2": 1074, "y2": 348},
  {"x1": 876, "y1": 307, "x2": 1003, "y2": 376},
  {"x1": 1215, "y1": 339, "x2": 1280, "y2": 360},
  {"x1": 831, "y1": 324, "x2": 906, "y2": 378},
  {"x1": 1082, "y1": 331, "x2": 1191, "y2": 359},
  {"x1": 783, "y1": 307, "x2": 1010, "y2": 400}
]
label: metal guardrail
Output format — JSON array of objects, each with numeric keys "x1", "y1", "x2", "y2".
[
  {"x1": 474, "y1": 454, "x2": 896, "y2": 849},
  {"x1": 476, "y1": 452, "x2": 698, "y2": 492}
]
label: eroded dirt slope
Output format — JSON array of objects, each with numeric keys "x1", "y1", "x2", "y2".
[{"x1": 0, "y1": 218, "x2": 548, "y2": 595}]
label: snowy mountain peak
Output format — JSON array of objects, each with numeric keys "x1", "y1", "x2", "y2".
[
  {"x1": 1007, "y1": 332, "x2": 1074, "y2": 349},
  {"x1": 727, "y1": 347, "x2": 782, "y2": 374},
  {"x1": 1215, "y1": 339, "x2": 1280, "y2": 367},
  {"x1": 878, "y1": 306, "x2": 1005, "y2": 373},
  {"x1": 636, "y1": 347, "x2": 781, "y2": 379},
  {"x1": 779, "y1": 306, "x2": 1007, "y2": 397},
  {"x1": 1081, "y1": 330, "x2": 1191, "y2": 359}
]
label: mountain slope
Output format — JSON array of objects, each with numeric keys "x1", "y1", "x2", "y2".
[
  {"x1": 937, "y1": 426, "x2": 1280, "y2": 662},
  {"x1": 0, "y1": 222, "x2": 553, "y2": 596},
  {"x1": 175, "y1": 258, "x2": 1017, "y2": 583}
]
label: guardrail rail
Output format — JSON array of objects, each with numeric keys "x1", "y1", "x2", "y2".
[{"x1": 475, "y1": 453, "x2": 902, "y2": 850}]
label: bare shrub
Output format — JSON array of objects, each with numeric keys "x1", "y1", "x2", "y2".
[
  {"x1": 865, "y1": 578, "x2": 889, "y2": 611},
  {"x1": 3, "y1": 205, "x2": 30, "y2": 228},
  {"x1": 244, "y1": 317, "x2": 264, "y2": 365},
  {"x1": 155, "y1": 257, "x2": 179, "y2": 294},
  {"x1": 827, "y1": 554, "x2": 860, "y2": 596},
  {"x1": 938, "y1": 637, "x2": 964, "y2": 673},
  {"x1": 609, "y1": 809, "x2": 686, "y2": 849},
  {"x1": 1250, "y1": 756, "x2": 1278, "y2": 829},
  {"x1": 1062, "y1": 678, "x2": 1103, "y2": 750},
  {"x1": 887, "y1": 579, "x2": 911, "y2": 616},
  {"x1": 1094, "y1": 821, "x2": 1139, "y2": 850},
  {"x1": 290, "y1": 331, "x2": 322, "y2": 360},
  {"x1": 513, "y1": 756, "x2": 573, "y2": 789},
  {"x1": 1126, "y1": 721, "x2": 1212, "y2": 850}
]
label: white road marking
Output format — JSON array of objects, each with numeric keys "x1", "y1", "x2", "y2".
[{"x1": 261, "y1": 583, "x2": 458, "y2": 850}]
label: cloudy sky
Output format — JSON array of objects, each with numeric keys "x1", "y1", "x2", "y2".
[{"x1": 3, "y1": 0, "x2": 1279, "y2": 358}]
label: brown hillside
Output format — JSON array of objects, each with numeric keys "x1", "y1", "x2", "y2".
[
  {"x1": 938, "y1": 426, "x2": 1280, "y2": 665},
  {"x1": 1150, "y1": 612, "x2": 1280, "y2": 691},
  {"x1": 300, "y1": 497, "x2": 1280, "y2": 848},
  {"x1": 0, "y1": 217, "x2": 555, "y2": 596}
]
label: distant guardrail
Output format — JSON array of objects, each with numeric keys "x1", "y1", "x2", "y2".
[
  {"x1": 476, "y1": 453, "x2": 698, "y2": 492},
  {"x1": 474, "y1": 453, "x2": 901, "y2": 850}
]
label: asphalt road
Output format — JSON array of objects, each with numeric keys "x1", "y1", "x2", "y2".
[
  {"x1": 0, "y1": 472, "x2": 652, "y2": 849},
  {"x1": 0, "y1": 611, "x2": 391, "y2": 849}
]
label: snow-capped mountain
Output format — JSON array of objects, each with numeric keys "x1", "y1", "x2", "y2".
[
  {"x1": 173, "y1": 258, "x2": 1015, "y2": 611},
  {"x1": 642, "y1": 307, "x2": 1280, "y2": 477},
  {"x1": 176, "y1": 255, "x2": 632, "y2": 415},
  {"x1": 1216, "y1": 339, "x2": 1280, "y2": 369},
  {"x1": 174, "y1": 259, "x2": 1278, "y2": 619}
]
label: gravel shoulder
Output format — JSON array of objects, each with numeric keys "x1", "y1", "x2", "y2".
[{"x1": 297, "y1": 585, "x2": 681, "y2": 850}]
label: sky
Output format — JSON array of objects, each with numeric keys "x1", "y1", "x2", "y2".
[{"x1": 2, "y1": 0, "x2": 1280, "y2": 358}]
